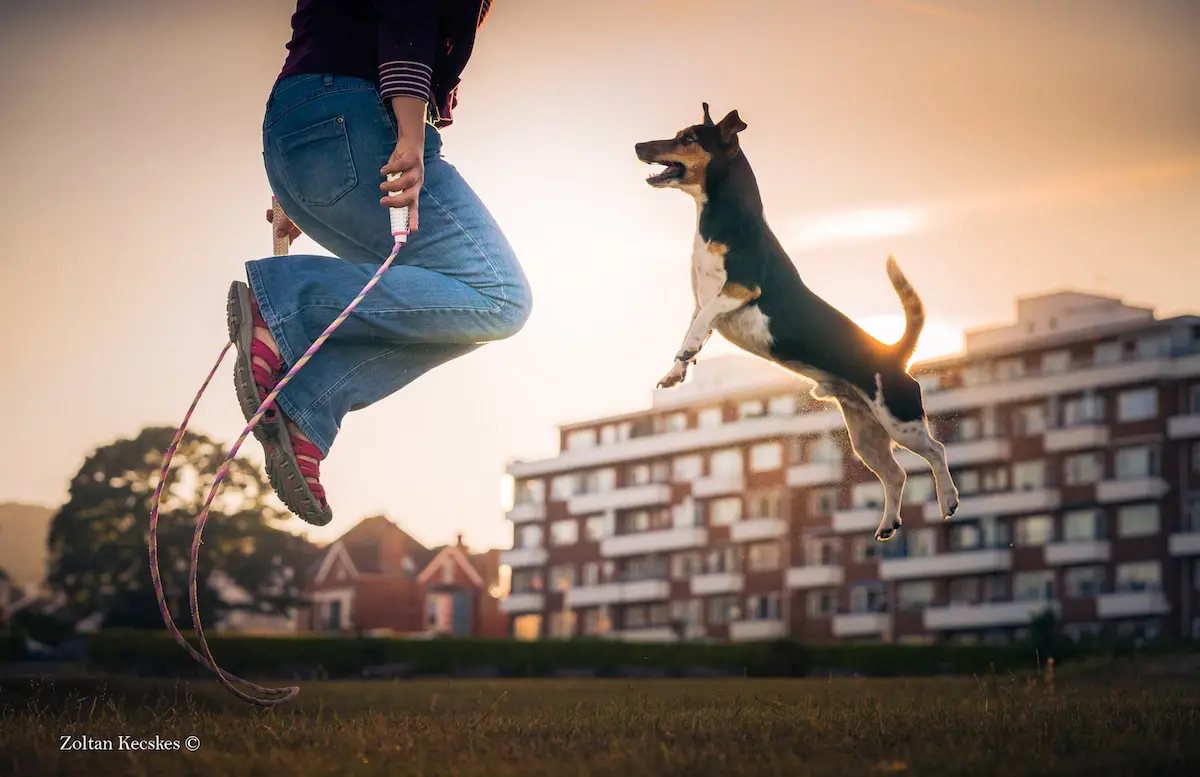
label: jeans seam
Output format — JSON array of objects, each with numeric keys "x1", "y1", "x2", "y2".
[{"x1": 264, "y1": 85, "x2": 381, "y2": 131}]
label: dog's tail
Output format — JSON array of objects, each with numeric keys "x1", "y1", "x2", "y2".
[{"x1": 886, "y1": 255, "x2": 925, "y2": 365}]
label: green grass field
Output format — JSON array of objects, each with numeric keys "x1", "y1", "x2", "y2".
[{"x1": 2, "y1": 660, "x2": 1199, "y2": 776}]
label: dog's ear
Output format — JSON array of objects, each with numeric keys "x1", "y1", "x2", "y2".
[
  {"x1": 702, "y1": 102, "x2": 714, "y2": 126},
  {"x1": 717, "y1": 109, "x2": 747, "y2": 144}
]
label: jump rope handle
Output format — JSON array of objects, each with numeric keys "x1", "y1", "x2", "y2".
[
  {"x1": 386, "y1": 173, "x2": 410, "y2": 244},
  {"x1": 271, "y1": 196, "x2": 291, "y2": 256}
]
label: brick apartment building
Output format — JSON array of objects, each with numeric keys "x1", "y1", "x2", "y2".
[{"x1": 498, "y1": 291, "x2": 1200, "y2": 645}]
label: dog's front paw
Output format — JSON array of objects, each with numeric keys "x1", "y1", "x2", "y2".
[{"x1": 657, "y1": 361, "x2": 689, "y2": 389}]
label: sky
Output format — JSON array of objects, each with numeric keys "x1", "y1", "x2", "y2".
[{"x1": 1, "y1": 0, "x2": 1198, "y2": 552}]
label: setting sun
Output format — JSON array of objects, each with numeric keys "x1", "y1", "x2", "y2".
[{"x1": 853, "y1": 314, "x2": 964, "y2": 364}]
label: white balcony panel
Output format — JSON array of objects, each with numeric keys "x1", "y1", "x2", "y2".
[
  {"x1": 925, "y1": 489, "x2": 1060, "y2": 520},
  {"x1": 1043, "y1": 541, "x2": 1111, "y2": 566},
  {"x1": 1043, "y1": 425, "x2": 1110, "y2": 453},
  {"x1": 601, "y1": 527, "x2": 708, "y2": 557},
  {"x1": 729, "y1": 619, "x2": 787, "y2": 641},
  {"x1": 1168, "y1": 531, "x2": 1200, "y2": 557},
  {"x1": 832, "y1": 613, "x2": 888, "y2": 637},
  {"x1": 924, "y1": 599, "x2": 1059, "y2": 631},
  {"x1": 832, "y1": 508, "x2": 882, "y2": 534},
  {"x1": 786, "y1": 461, "x2": 844, "y2": 487},
  {"x1": 730, "y1": 517, "x2": 788, "y2": 543},
  {"x1": 1095, "y1": 477, "x2": 1169, "y2": 504},
  {"x1": 567, "y1": 483, "x2": 671, "y2": 515},
  {"x1": 498, "y1": 592, "x2": 544, "y2": 614},
  {"x1": 691, "y1": 473, "x2": 745, "y2": 499},
  {"x1": 690, "y1": 572, "x2": 744, "y2": 596},
  {"x1": 500, "y1": 547, "x2": 548, "y2": 568},
  {"x1": 1096, "y1": 591, "x2": 1171, "y2": 619},
  {"x1": 565, "y1": 579, "x2": 671, "y2": 608},
  {"x1": 786, "y1": 565, "x2": 844, "y2": 589},
  {"x1": 506, "y1": 502, "x2": 546, "y2": 524},
  {"x1": 1167, "y1": 414, "x2": 1200, "y2": 440},
  {"x1": 879, "y1": 549, "x2": 1012, "y2": 581}
]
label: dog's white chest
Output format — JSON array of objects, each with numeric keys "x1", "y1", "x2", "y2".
[{"x1": 690, "y1": 231, "x2": 727, "y2": 306}]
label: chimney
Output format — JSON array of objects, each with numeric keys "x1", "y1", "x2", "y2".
[{"x1": 456, "y1": 533, "x2": 465, "y2": 549}]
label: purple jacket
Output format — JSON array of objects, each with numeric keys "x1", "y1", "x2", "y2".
[{"x1": 277, "y1": 1, "x2": 493, "y2": 128}]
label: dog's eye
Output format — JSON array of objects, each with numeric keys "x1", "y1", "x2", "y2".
[{"x1": 680, "y1": 135, "x2": 694, "y2": 145}]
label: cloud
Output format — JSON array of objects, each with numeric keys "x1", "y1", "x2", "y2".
[
  {"x1": 781, "y1": 208, "x2": 929, "y2": 251},
  {"x1": 862, "y1": 0, "x2": 991, "y2": 25}
]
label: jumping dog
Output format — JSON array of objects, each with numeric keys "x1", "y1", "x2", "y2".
[{"x1": 634, "y1": 103, "x2": 958, "y2": 540}]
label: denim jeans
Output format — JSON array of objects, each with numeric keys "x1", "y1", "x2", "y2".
[{"x1": 248, "y1": 74, "x2": 532, "y2": 455}]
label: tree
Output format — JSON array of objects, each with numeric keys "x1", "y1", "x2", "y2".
[{"x1": 47, "y1": 426, "x2": 316, "y2": 630}]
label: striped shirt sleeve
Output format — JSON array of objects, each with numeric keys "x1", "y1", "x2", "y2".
[{"x1": 374, "y1": 1, "x2": 442, "y2": 102}]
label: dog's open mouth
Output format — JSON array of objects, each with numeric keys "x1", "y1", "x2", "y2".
[{"x1": 646, "y1": 161, "x2": 685, "y2": 185}]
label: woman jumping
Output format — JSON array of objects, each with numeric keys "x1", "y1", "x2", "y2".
[{"x1": 227, "y1": 0, "x2": 530, "y2": 526}]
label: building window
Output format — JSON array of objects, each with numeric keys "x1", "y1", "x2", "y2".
[
  {"x1": 1114, "y1": 444, "x2": 1159, "y2": 479},
  {"x1": 671, "y1": 454, "x2": 703, "y2": 482},
  {"x1": 516, "y1": 524, "x2": 543, "y2": 550},
  {"x1": 981, "y1": 466, "x2": 1010, "y2": 493},
  {"x1": 1115, "y1": 561, "x2": 1161, "y2": 592},
  {"x1": 746, "y1": 490, "x2": 782, "y2": 519},
  {"x1": 1013, "y1": 404, "x2": 1047, "y2": 436},
  {"x1": 995, "y1": 357, "x2": 1025, "y2": 380},
  {"x1": 441, "y1": 561, "x2": 455, "y2": 584},
  {"x1": 1012, "y1": 460, "x2": 1047, "y2": 490},
  {"x1": 708, "y1": 497, "x2": 742, "y2": 526},
  {"x1": 550, "y1": 519, "x2": 579, "y2": 546},
  {"x1": 1136, "y1": 333, "x2": 1171, "y2": 359},
  {"x1": 670, "y1": 599, "x2": 702, "y2": 627},
  {"x1": 511, "y1": 569, "x2": 543, "y2": 594},
  {"x1": 565, "y1": 429, "x2": 596, "y2": 450},
  {"x1": 982, "y1": 573, "x2": 1007, "y2": 602},
  {"x1": 849, "y1": 582, "x2": 886, "y2": 613},
  {"x1": 1116, "y1": 504, "x2": 1160, "y2": 537},
  {"x1": 1187, "y1": 496, "x2": 1200, "y2": 533},
  {"x1": 1189, "y1": 383, "x2": 1200, "y2": 414},
  {"x1": 1062, "y1": 393, "x2": 1104, "y2": 426},
  {"x1": 697, "y1": 406, "x2": 723, "y2": 428},
  {"x1": 955, "y1": 469, "x2": 980, "y2": 496},
  {"x1": 512, "y1": 614, "x2": 542, "y2": 640},
  {"x1": 897, "y1": 581, "x2": 936, "y2": 611},
  {"x1": 1062, "y1": 509, "x2": 1105, "y2": 542},
  {"x1": 808, "y1": 487, "x2": 839, "y2": 516},
  {"x1": 708, "y1": 595, "x2": 739, "y2": 625},
  {"x1": 1014, "y1": 514, "x2": 1054, "y2": 547},
  {"x1": 1041, "y1": 350, "x2": 1071, "y2": 375},
  {"x1": 705, "y1": 547, "x2": 740, "y2": 575},
  {"x1": 670, "y1": 552, "x2": 701, "y2": 580},
  {"x1": 548, "y1": 610, "x2": 576, "y2": 638},
  {"x1": 710, "y1": 448, "x2": 743, "y2": 477},
  {"x1": 1093, "y1": 340, "x2": 1122, "y2": 365},
  {"x1": 807, "y1": 588, "x2": 837, "y2": 616},
  {"x1": 549, "y1": 564, "x2": 575, "y2": 591},
  {"x1": 746, "y1": 592, "x2": 782, "y2": 620},
  {"x1": 908, "y1": 528, "x2": 937, "y2": 558},
  {"x1": 665, "y1": 412, "x2": 688, "y2": 432},
  {"x1": 746, "y1": 542, "x2": 782, "y2": 572},
  {"x1": 852, "y1": 536, "x2": 878, "y2": 562},
  {"x1": 949, "y1": 577, "x2": 980, "y2": 605},
  {"x1": 581, "y1": 562, "x2": 600, "y2": 587},
  {"x1": 581, "y1": 608, "x2": 607, "y2": 635},
  {"x1": 738, "y1": 400, "x2": 765, "y2": 419},
  {"x1": 624, "y1": 605, "x2": 648, "y2": 630},
  {"x1": 550, "y1": 474, "x2": 582, "y2": 500},
  {"x1": 514, "y1": 479, "x2": 545, "y2": 505},
  {"x1": 582, "y1": 468, "x2": 616, "y2": 494},
  {"x1": 903, "y1": 474, "x2": 935, "y2": 505},
  {"x1": 805, "y1": 537, "x2": 841, "y2": 566},
  {"x1": 1116, "y1": 387, "x2": 1158, "y2": 422},
  {"x1": 852, "y1": 481, "x2": 884, "y2": 509},
  {"x1": 1064, "y1": 565, "x2": 1105, "y2": 598},
  {"x1": 948, "y1": 521, "x2": 983, "y2": 551},
  {"x1": 749, "y1": 442, "x2": 783, "y2": 472},
  {"x1": 584, "y1": 514, "x2": 610, "y2": 542},
  {"x1": 1014, "y1": 570, "x2": 1055, "y2": 601},
  {"x1": 768, "y1": 395, "x2": 797, "y2": 416},
  {"x1": 1063, "y1": 452, "x2": 1103, "y2": 486}
]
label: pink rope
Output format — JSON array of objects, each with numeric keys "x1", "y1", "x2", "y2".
[{"x1": 147, "y1": 210, "x2": 407, "y2": 706}]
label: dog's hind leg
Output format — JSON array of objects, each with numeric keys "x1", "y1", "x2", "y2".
[
  {"x1": 869, "y1": 372, "x2": 960, "y2": 521},
  {"x1": 838, "y1": 398, "x2": 907, "y2": 541}
]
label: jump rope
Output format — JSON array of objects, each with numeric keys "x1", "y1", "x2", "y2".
[{"x1": 146, "y1": 179, "x2": 410, "y2": 707}]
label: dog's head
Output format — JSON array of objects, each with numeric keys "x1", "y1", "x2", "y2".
[{"x1": 634, "y1": 103, "x2": 747, "y2": 193}]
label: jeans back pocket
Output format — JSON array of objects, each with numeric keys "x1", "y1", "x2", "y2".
[{"x1": 273, "y1": 116, "x2": 358, "y2": 208}]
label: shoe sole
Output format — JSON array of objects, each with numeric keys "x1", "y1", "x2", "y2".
[{"x1": 226, "y1": 281, "x2": 283, "y2": 445}]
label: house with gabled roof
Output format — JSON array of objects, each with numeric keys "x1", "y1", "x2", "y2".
[{"x1": 297, "y1": 515, "x2": 507, "y2": 638}]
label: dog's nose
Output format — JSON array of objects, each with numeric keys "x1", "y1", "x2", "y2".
[{"x1": 634, "y1": 142, "x2": 650, "y2": 158}]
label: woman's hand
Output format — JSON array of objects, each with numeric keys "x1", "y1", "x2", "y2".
[
  {"x1": 379, "y1": 96, "x2": 428, "y2": 232},
  {"x1": 265, "y1": 205, "x2": 302, "y2": 243}
]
